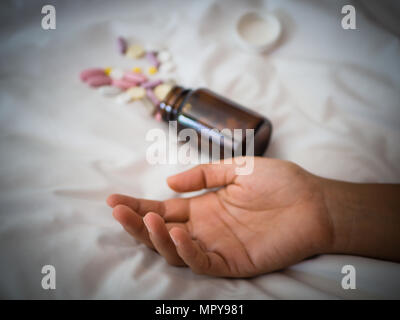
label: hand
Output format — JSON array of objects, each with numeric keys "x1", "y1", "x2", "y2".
[{"x1": 107, "y1": 157, "x2": 334, "y2": 277}]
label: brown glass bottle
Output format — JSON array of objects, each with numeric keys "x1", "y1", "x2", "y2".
[{"x1": 154, "y1": 86, "x2": 272, "y2": 158}]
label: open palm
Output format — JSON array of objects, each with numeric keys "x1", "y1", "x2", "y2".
[{"x1": 107, "y1": 157, "x2": 332, "y2": 277}]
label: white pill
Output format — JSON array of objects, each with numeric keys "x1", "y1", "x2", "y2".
[
  {"x1": 110, "y1": 68, "x2": 124, "y2": 80},
  {"x1": 159, "y1": 61, "x2": 176, "y2": 73},
  {"x1": 115, "y1": 92, "x2": 132, "y2": 104},
  {"x1": 157, "y1": 50, "x2": 172, "y2": 63},
  {"x1": 154, "y1": 83, "x2": 173, "y2": 101},
  {"x1": 126, "y1": 87, "x2": 146, "y2": 100},
  {"x1": 98, "y1": 86, "x2": 122, "y2": 96}
]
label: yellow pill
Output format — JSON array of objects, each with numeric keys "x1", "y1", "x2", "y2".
[
  {"x1": 148, "y1": 66, "x2": 158, "y2": 75},
  {"x1": 104, "y1": 67, "x2": 112, "y2": 76},
  {"x1": 154, "y1": 83, "x2": 173, "y2": 101},
  {"x1": 132, "y1": 67, "x2": 142, "y2": 73},
  {"x1": 126, "y1": 87, "x2": 146, "y2": 100},
  {"x1": 126, "y1": 44, "x2": 145, "y2": 59}
]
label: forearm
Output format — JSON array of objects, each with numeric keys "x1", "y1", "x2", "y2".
[{"x1": 321, "y1": 179, "x2": 400, "y2": 261}]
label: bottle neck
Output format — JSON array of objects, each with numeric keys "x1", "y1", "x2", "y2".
[{"x1": 157, "y1": 85, "x2": 191, "y2": 122}]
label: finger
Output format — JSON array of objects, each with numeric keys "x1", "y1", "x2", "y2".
[
  {"x1": 166, "y1": 161, "x2": 239, "y2": 192},
  {"x1": 107, "y1": 194, "x2": 164, "y2": 214},
  {"x1": 107, "y1": 194, "x2": 189, "y2": 221},
  {"x1": 163, "y1": 198, "x2": 190, "y2": 221},
  {"x1": 165, "y1": 222, "x2": 188, "y2": 232},
  {"x1": 169, "y1": 227, "x2": 231, "y2": 276},
  {"x1": 143, "y1": 212, "x2": 185, "y2": 266},
  {"x1": 112, "y1": 204, "x2": 154, "y2": 249}
]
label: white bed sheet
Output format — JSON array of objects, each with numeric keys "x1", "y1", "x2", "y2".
[{"x1": 0, "y1": 0, "x2": 400, "y2": 299}]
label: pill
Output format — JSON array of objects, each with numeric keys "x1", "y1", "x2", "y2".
[
  {"x1": 124, "y1": 71, "x2": 147, "y2": 83},
  {"x1": 157, "y1": 50, "x2": 172, "y2": 63},
  {"x1": 146, "y1": 52, "x2": 160, "y2": 68},
  {"x1": 87, "y1": 75, "x2": 112, "y2": 87},
  {"x1": 154, "y1": 83, "x2": 173, "y2": 101},
  {"x1": 148, "y1": 66, "x2": 158, "y2": 75},
  {"x1": 117, "y1": 37, "x2": 127, "y2": 55},
  {"x1": 126, "y1": 44, "x2": 145, "y2": 59},
  {"x1": 146, "y1": 88, "x2": 160, "y2": 106},
  {"x1": 154, "y1": 112, "x2": 162, "y2": 122},
  {"x1": 80, "y1": 68, "x2": 105, "y2": 82},
  {"x1": 112, "y1": 78, "x2": 138, "y2": 90},
  {"x1": 142, "y1": 79, "x2": 163, "y2": 89},
  {"x1": 109, "y1": 68, "x2": 124, "y2": 80},
  {"x1": 115, "y1": 92, "x2": 132, "y2": 104},
  {"x1": 132, "y1": 67, "x2": 142, "y2": 73},
  {"x1": 126, "y1": 87, "x2": 146, "y2": 100},
  {"x1": 159, "y1": 61, "x2": 175, "y2": 73},
  {"x1": 97, "y1": 86, "x2": 122, "y2": 96},
  {"x1": 104, "y1": 67, "x2": 112, "y2": 76}
]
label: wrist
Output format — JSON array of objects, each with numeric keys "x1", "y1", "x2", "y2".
[
  {"x1": 319, "y1": 178, "x2": 355, "y2": 254},
  {"x1": 299, "y1": 173, "x2": 344, "y2": 256},
  {"x1": 321, "y1": 178, "x2": 350, "y2": 253},
  {"x1": 319, "y1": 178, "x2": 400, "y2": 261}
]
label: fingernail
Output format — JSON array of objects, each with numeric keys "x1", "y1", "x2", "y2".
[
  {"x1": 170, "y1": 232, "x2": 179, "y2": 246},
  {"x1": 166, "y1": 175, "x2": 177, "y2": 184},
  {"x1": 143, "y1": 217, "x2": 152, "y2": 233}
]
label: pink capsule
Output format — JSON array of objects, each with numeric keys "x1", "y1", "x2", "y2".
[
  {"x1": 146, "y1": 88, "x2": 160, "y2": 106},
  {"x1": 146, "y1": 51, "x2": 160, "y2": 68},
  {"x1": 123, "y1": 71, "x2": 147, "y2": 84},
  {"x1": 87, "y1": 75, "x2": 112, "y2": 87},
  {"x1": 112, "y1": 78, "x2": 137, "y2": 90},
  {"x1": 117, "y1": 37, "x2": 127, "y2": 55},
  {"x1": 142, "y1": 79, "x2": 163, "y2": 89},
  {"x1": 80, "y1": 68, "x2": 105, "y2": 82}
]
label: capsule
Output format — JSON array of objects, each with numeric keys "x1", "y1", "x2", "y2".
[
  {"x1": 80, "y1": 68, "x2": 105, "y2": 82},
  {"x1": 123, "y1": 71, "x2": 147, "y2": 84},
  {"x1": 146, "y1": 51, "x2": 160, "y2": 68},
  {"x1": 87, "y1": 75, "x2": 112, "y2": 87},
  {"x1": 117, "y1": 37, "x2": 127, "y2": 55},
  {"x1": 142, "y1": 79, "x2": 163, "y2": 89},
  {"x1": 112, "y1": 78, "x2": 138, "y2": 90},
  {"x1": 146, "y1": 88, "x2": 160, "y2": 106}
]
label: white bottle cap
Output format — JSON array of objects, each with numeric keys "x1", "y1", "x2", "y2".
[{"x1": 234, "y1": 11, "x2": 282, "y2": 54}]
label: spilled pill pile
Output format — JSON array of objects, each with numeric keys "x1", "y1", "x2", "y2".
[{"x1": 79, "y1": 36, "x2": 176, "y2": 119}]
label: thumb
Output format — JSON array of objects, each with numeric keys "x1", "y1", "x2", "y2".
[{"x1": 166, "y1": 160, "x2": 240, "y2": 192}]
